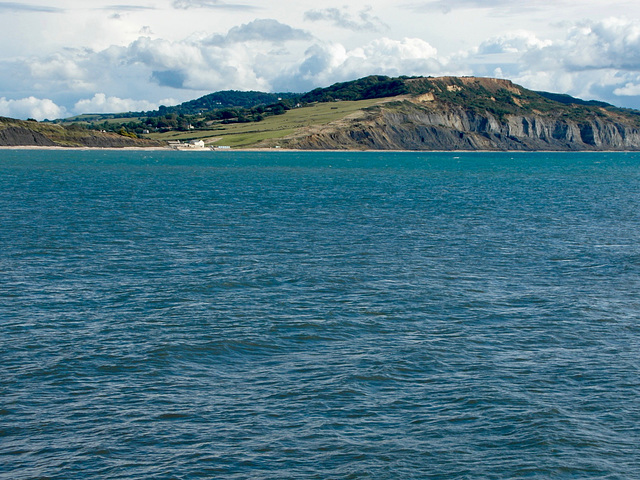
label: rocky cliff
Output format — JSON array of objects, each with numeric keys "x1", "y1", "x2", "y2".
[
  {"x1": 0, "y1": 126, "x2": 58, "y2": 147},
  {"x1": 0, "y1": 117, "x2": 164, "y2": 148},
  {"x1": 263, "y1": 77, "x2": 640, "y2": 151}
]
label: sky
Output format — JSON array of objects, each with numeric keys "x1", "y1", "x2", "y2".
[{"x1": 3, "y1": 0, "x2": 640, "y2": 119}]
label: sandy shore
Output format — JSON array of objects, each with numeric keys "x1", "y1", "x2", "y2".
[
  {"x1": 0, "y1": 145, "x2": 171, "y2": 151},
  {"x1": 0, "y1": 145, "x2": 633, "y2": 153}
]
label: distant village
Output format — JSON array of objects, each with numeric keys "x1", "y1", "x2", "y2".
[{"x1": 168, "y1": 139, "x2": 231, "y2": 150}]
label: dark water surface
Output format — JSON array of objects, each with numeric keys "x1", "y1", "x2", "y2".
[{"x1": 1, "y1": 150, "x2": 639, "y2": 479}]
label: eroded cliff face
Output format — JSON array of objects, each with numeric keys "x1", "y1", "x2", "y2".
[
  {"x1": 0, "y1": 127, "x2": 58, "y2": 147},
  {"x1": 0, "y1": 119, "x2": 164, "y2": 148},
  {"x1": 272, "y1": 100, "x2": 640, "y2": 151}
]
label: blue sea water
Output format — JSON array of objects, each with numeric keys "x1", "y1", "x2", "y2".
[{"x1": 1, "y1": 150, "x2": 639, "y2": 479}]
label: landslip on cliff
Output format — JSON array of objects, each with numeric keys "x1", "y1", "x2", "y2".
[{"x1": 257, "y1": 77, "x2": 640, "y2": 151}]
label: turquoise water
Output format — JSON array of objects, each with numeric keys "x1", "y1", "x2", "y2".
[{"x1": 1, "y1": 150, "x2": 639, "y2": 479}]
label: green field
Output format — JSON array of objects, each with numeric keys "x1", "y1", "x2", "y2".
[{"x1": 145, "y1": 98, "x2": 384, "y2": 148}]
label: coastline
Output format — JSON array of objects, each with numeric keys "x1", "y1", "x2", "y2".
[
  {"x1": 0, "y1": 145, "x2": 171, "y2": 151},
  {"x1": 1, "y1": 145, "x2": 638, "y2": 153}
]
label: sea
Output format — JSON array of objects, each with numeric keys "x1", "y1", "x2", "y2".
[{"x1": 1, "y1": 150, "x2": 639, "y2": 480}]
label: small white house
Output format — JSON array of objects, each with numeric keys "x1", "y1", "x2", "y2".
[{"x1": 189, "y1": 140, "x2": 206, "y2": 149}]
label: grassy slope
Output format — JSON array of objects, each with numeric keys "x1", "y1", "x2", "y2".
[{"x1": 145, "y1": 98, "x2": 384, "y2": 148}]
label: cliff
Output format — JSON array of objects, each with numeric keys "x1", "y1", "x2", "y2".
[
  {"x1": 260, "y1": 77, "x2": 640, "y2": 151},
  {"x1": 0, "y1": 117, "x2": 164, "y2": 148}
]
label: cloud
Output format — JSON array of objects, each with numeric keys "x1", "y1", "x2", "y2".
[
  {"x1": 304, "y1": 6, "x2": 388, "y2": 32},
  {"x1": 476, "y1": 31, "x2": 552, "y2": 55},
  {"x1": 468, "y1": 18, "x2": 640, "y2": 78},
  {"x1": 206, "y1": 19, "x2": 311, "y2": 45},
  {"x1": 1, "y1": 17, "x2": 449, "y2": 111},
  {"x1": 101, "y1": 5, "x2": 156, "y2": 11},
  {"x1": 0, "y1": 97, "x2": 67, "y2": 120},
  {"x1": 112, "y1": 20, "x2": 312, "y2": 91},
  {"x1": 126, "y1": 37, "x2": 203, "y2": 70},
  {"x1": 403, "y1": 0, "x2": 541, "y2": 14},
  {"x1": 73, "y1": 93, "x2": 170, "y2": 113},
  {"x1": 462, "y1": 18, "x2": 640, "y2": 106},
  {"x1": 121, "y1": 32, "x2": 276, "y2": 91},
  {"x1": 151, "y1": 70, "x2": 188, "y2": 89},
  {"x1": 29, "y1": 52, "x2": 88, "y2": 81},
  {"x1": 27, "y1": 51, "x2": 96, "y2": 93},
  {"x1": 563, "y1": 18, "x2": 640, "y2": 70},
  {"x1": 0, "y1": 2, "x2": 63, "y2": 13},
  {"x1": 614, "y1": 82, "x2": 640, "y2": 96},
  {"x1": 172, "y1": 0, "x2": 255, "y2": 10},
  {"x1": 512, "y1": 18, "x2": 640, "y2": 85},
  {"x1": 276, "y1": 37, "x2": 444, "y2": 92}
]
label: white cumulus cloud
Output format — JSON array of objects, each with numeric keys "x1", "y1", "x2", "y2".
[
  {"x1": 73, "y1": 93, "x2": 173, "y2": 114},
  {"x1": 450, "y1": 18, "x2": 640, "y2": 107},
  {"x1": 520, "y1": 18, "x2": 640, "y2": 72},
  {"x1": 277, "y1": 37, "x2": 444, "y2": 91},
  {"x1": 613, "y1": 82, "x2": 640, "y2": 96},
  {"x1": 0, "y1": 97, "x2": 67, "y2": 120},
  {"x1": 477, "y1": 31, "x2": 552, "y2": 55}
]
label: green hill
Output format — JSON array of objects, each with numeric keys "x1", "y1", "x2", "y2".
[{"x1": 154, "y1": 90, "x2": 299, "y2": 116}]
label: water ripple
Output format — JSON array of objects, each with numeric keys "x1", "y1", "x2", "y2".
[{"x1": 1, "y1": 151, "x2": 639, "y2": 479}]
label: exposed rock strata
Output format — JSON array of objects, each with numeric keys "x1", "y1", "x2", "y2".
[
  {"x1": 0, "y1": 127, "x2": 57, "y2": 147},
  {"x1": 272, "y1": 102, "x2": 640, "y2": 151}
]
